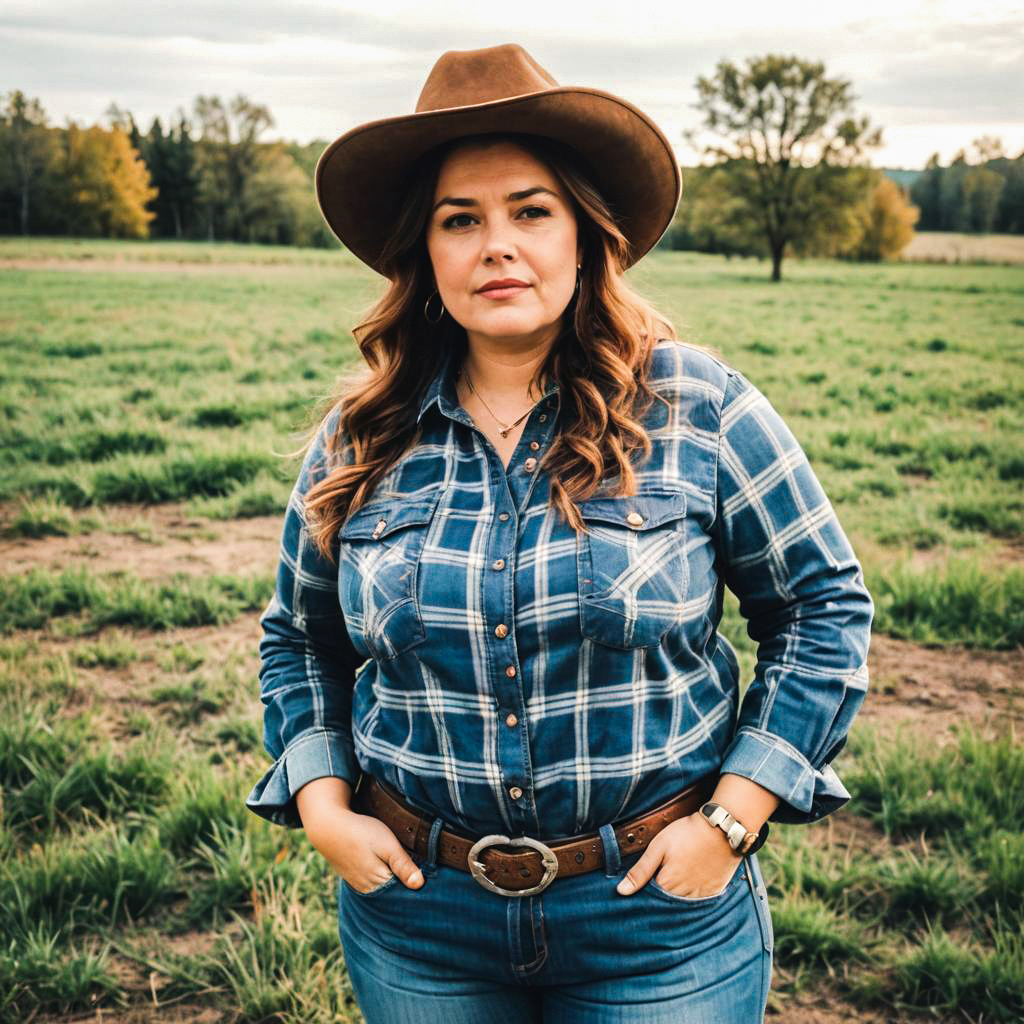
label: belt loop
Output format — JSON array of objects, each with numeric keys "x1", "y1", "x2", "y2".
[
  {"x1": 598, "y1": 823, "x2": 621, "y2": 876},
  {"x1": 422, "y1": 816, "x2": 445, "y2": 877}
]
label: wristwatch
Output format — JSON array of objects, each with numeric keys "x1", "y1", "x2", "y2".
[{"x1": 699, "y1": 801, "x2": 770, "y2": 855}]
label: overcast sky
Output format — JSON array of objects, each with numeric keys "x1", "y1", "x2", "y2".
[{"x1": 3, "y1": 0, "x2": 1023, "y2": 169}]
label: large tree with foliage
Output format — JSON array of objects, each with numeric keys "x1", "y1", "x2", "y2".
[{"x1": 691, "y1": 55, "x2": 882, "y2": 280}]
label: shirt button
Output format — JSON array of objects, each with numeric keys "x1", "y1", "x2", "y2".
[
  {"x1": 626, "y1": 511, "x2": 645, "y2": 527},
  {"x1": 505, "y1": 712, "x2": 518, "y2": 727},
  {"x1": 498, "y1": 512, "x2": 510, "y2": 521},
  {"x1": 505, "y1": 665, "x2": 516, "y2": 677},
  {"x1": 495, "y1": 623, "x2": 509, "y2": 638},
  {"x1": 509, "y1": 786, "x2": 523, "y2": 800},
  {"x1": 539, "y1": 414, "x2": 547, "y2": 422},
  {"x1": 492, "y1": 558, "x2": 506, "y2": 570},
  {"x1": 524, "y1": 457, "x2": 537, "y2": 472},
  {"x1": 529, "y1": 441, "x2": 540, "y2": 451}
]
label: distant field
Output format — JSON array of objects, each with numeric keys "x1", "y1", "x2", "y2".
[
  {"x1": 902, "y1": 231, "x2": 1024, "y2": 265},
  {"x1": 1, "y1": 238, "x2": 1022, "y2": 1023}
]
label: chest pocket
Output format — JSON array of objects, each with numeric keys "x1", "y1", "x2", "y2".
[
  {"x1": 576, "y1": 489, "x2": 689, "y2": 650},
  {"x1": 338, "y1": 486, "x2": 444, "y2": 661}
]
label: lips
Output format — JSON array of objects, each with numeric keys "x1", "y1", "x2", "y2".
[{"x1": 477, "y1": 278, "x2": 529, "y2": 295}]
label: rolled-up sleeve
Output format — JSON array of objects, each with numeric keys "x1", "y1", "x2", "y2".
[
  {"x1": 712, "y1": 369, "x2": 874, "y2": 824},
  {"x1": 245, "y1": 408, "x2": 365, "y2": 829}
]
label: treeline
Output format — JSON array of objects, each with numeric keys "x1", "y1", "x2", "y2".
[
  {"x1": 0, "y1": 90, "x2": 337, "y2": 246},
  {"x1": 910, "y1": 138, "x2": 1024, "y2": 235}
]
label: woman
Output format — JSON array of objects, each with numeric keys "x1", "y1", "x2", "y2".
[{"x1": 246, "y1": 43, "x2": 874, "y2": 1022}]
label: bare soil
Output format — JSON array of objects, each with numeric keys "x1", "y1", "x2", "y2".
[{"x1": 0, "y1": 505, "x2": 282, "y2": 581}]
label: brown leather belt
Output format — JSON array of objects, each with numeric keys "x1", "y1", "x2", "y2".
[{"x1": 351, "y1": 772, "x2": 719, "y2": 897}]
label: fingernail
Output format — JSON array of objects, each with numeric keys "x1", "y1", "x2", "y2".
[
  {"x1": 617, "y1": 879, "x2": 635, "y2": 895},
  {"x1": 411, "y1": 870, "x2": 424, "y2": 885}
]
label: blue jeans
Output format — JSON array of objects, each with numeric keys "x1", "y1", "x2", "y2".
[{"x1": 338, "y1": 815, "x2": 774, "y2": 1022}]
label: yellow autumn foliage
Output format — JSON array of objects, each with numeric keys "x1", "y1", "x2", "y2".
[
  {"x1": 64, "y1": 124, "x2": 157, "y2": 238},
  {"x1": 844, "y1": 175, "x2": 920, "y2": 261}
]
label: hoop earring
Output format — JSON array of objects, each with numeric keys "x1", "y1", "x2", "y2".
[
  {"x1": 424, "y1": 290, "x2": 445, "y2": 324},
  {"x1": 573, "y1": 264, "x2": 581, "y2": 299}
]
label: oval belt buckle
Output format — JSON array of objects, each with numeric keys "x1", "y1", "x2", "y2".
[{"x1": 468, "y1": 834, "x2": 559, "y2": 897}]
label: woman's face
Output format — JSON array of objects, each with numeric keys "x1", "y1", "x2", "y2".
[{"x1": 426, "y1": 139, "x2": 582, "y2": 352}]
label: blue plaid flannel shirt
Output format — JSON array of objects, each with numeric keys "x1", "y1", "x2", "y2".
[{"x1": 246, "y1": 340, "x2": 873, "y2": 838}]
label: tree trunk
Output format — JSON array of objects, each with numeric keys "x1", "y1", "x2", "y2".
[{"x1": 770, "y1": 244, "x2": 784, "y2": 282}]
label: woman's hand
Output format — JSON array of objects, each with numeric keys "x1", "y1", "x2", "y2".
[
  {"x1": 616, "y1": 812, "x2": 740, "y2": 897},
  {"x1": 296, "y1": 777, "x2": 425, "y2": 894}
]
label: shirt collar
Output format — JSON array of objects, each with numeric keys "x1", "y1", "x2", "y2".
[{"x1": 416, "y1": 344, "x2": 560, "y2": 426}]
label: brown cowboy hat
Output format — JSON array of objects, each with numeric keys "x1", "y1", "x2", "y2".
[{"x1": 315, "y1": 43, "x2": 682, "y2": 275}]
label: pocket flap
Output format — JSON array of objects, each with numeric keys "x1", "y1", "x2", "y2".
[
  {"x1": 577, "y1": 489, "x2": 687, "y2": 530},
  {"x1": 340, "y1": 488, "x2": 443, "y2": 541}
]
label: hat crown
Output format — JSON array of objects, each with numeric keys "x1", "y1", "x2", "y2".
[{"x1": 415, "y1": 43, "x2": 560, "y2": 113}]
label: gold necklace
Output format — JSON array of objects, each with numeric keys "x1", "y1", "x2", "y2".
[{"x1": 460, "y1": 365, "x2": 537, "y2": 438}]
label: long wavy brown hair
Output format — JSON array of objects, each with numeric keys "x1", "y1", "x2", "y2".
[{"x1": 304, "y1": 131, "x2": 677, "y2": 561}]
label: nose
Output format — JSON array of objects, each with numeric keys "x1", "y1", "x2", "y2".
[{"x1": 479, "y1": 221, "x2": 517, "y2": 264}]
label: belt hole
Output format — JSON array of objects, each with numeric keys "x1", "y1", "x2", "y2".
[{"x1": 575, "y1": 852, "x2": 585, "y2": 864}]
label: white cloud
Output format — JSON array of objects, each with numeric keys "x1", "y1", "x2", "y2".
[{"x1": 2, "y1": 0, "x2": 1021, "y2": 167}]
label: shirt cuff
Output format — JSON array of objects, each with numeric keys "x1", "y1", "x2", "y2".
[
  {"x1": 245, "y1": 727, "x2": 360, "y2": 829},
  {"x1": 719, "y1": 725, "x2": 851, "y2": 825}
]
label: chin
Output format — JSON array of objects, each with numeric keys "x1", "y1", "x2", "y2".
[{"x1": 465, "y1": 315, "x2": 558, "y2": 341}]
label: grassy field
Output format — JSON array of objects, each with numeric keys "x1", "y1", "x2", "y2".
[{"x1": 1, "y1": 237, "x2": 1022, "y2": 1023}]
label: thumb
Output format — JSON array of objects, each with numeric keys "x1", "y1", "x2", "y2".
[
  {"x1": 617, "y1": 851, "x2": 660, "y2": 896},
  {"x1": 384, "y1": 844, "x2": 425, "y2": 889}
]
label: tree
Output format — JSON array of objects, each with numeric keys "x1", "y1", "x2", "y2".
[
  {"x1": 663, "y1": 164, "x2": 765, "y2": 257},
  {"x1": 0, "y1": 90, "x2": 59, "y2": 234},
  {"x1": 192, "y1": 94, "x2": 274, "y2": 241},
  {"x1": 911, "y1": 154, "x2": 944, "y2": 230},
  {"x1": 240, "y1": 142, "x2": 309, "y2": 244},
  {"x1": 141, "y1": 113, "x2": 199, "y2": 238},
  {"x1": 691, "y1": 55, "x2": 882, "y2": 280},
  {"x1": 963, "y1": 167, "x2": 1004, "y2": 233},
  {"x1": 842, "y1": 174, "x2": 919, "y2": 261},
  {"x1": 61, "y1": 123, "x2": 157, "y2": 238}
]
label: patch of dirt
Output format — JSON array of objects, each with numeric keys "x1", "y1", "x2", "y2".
[
  {"x1": 864, "y1": 633, "x2": 1023, "y2": 735},
  {"x1": 0, "y1": 505, "x2": 282, "y2": 580},
  {"x1": 35, "y1": 615, "x2": 263, "y2": 741}
]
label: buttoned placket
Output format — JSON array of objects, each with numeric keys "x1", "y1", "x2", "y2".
[{"x1": 454, "y1": 386, "x2": 559, "y2": 834}]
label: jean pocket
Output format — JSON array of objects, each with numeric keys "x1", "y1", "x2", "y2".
[
  {"x1": 644, "y1": 858, "x2": 743, "y2": 905},
  {"x1": 577, "y1": 490, "x2": 689, "y2": 650},
  {"x1": 338, "y1": 487, "x2": 444, "y2": 660},
  {"x1": 343, "y1": 871, "x2": 401, "y2": 898}
]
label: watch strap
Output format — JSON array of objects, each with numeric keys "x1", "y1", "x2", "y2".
[{"x1": 700, "y1": 801, "x2": 770, "y2": 855}]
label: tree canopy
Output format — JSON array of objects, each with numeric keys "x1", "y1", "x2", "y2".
[{"x1": 691, "y1": 55, "x2": 883, "y2": 280}]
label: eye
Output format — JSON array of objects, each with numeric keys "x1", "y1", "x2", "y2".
[
  {"x1": 518, "y1": 205, "x2": 551, "y2": 220},
  {"x1": 441, "y1": 213, "x2": 475, "y2": 229}
]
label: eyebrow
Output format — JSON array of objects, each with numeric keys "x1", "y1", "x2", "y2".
[{"x1": 432, "y1": 186, "x2": 559, "y2": 214}]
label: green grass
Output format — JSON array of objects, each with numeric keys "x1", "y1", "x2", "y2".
[
  {"x1": 1, "y1": 239, "x2": 1022, "y2": 1021},
  {"x1": 0, "y1": 567, "x2": 273, "y2": 634}
]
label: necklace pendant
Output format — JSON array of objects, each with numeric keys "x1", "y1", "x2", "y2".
[{"x1": 499, "y1": 428, "x2": 510, "y2": 437}]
